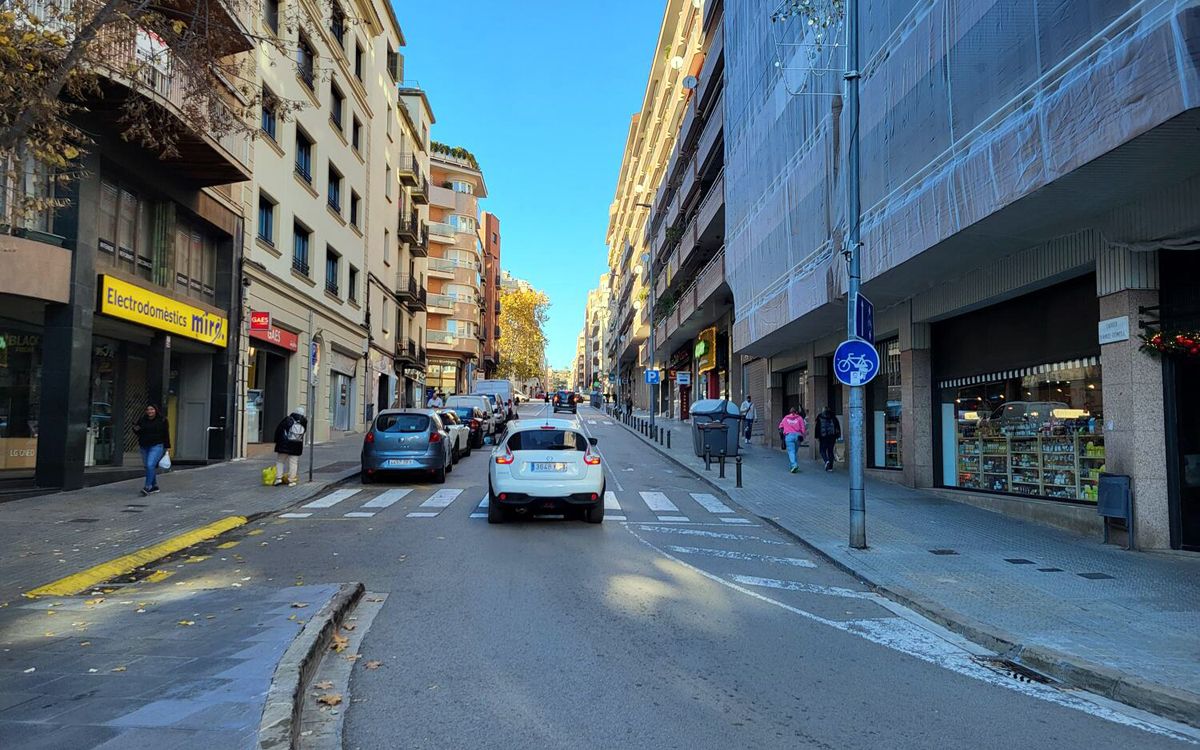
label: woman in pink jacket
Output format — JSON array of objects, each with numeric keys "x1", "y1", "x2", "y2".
[{"x1": 778, "y1": 408, "x2": 807, "y2": 473}]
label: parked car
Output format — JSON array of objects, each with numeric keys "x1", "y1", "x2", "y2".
[
  {"x1": 437, "y1": 409, "x2": 472, "y2": 461},
  {"x1": 446, "y1": 395, "x2": 498, "y2": 438},
  {"x1": 449, "y1": 404, "x2": 488, "y2": 448},
  {"x1": 475, "y1": 392, "x2": 507, "y2": 426},
  {"x1": 487, "y1": 419, "x2": 604, "y2": 524},
  {"x1": 552, "y1": 390, "x2": 577, "y2": 414},
  {"x1": 361, "y1": 409, "x2": 453, "y2": 484}
]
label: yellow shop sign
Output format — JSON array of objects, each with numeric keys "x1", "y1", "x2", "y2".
[{"x1": 98, "y1": 275, "x2": 228, "y2": 347}]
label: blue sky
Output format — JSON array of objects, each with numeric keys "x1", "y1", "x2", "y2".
[{"x1": 393, "y1": 1, "x2": 664, "y2": 369}]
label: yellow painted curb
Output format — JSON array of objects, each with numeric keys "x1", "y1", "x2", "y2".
[{"x1": 24, "y1": 515, "x2": 248, "y2": 598}]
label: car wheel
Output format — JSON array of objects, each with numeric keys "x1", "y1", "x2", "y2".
[
  {"x1": 584, "y1": 504, "x2": 604, "y2": 524},
  {"x1": 361, "y1": 470, "x2": 372, "y2": 485},
  {"x1": 451, "y1": 445, "x2": 460, "y2": 464},
  {"x1": 433, "y1": 464, "x2": 447, "y2": 483},
  {"x1": 464, "y1": 441, "x2": 472, "y2": 457},
  {"x1": 487, "y1": 484, "x2": 504, "y2": 524}
]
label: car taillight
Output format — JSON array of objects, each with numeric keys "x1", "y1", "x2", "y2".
[
  {"x1": 495, "y1": 448, "x2": 514, "y2": 465},
  {"x1": 584, "y1": 452, "x2": 601, "y2": 466},
  {"x1": 429, "y1": 431, "x2": 442, "y2": 443},
  {"x1": 364, "y1": 432, "x2": 375, "y2": 444}
]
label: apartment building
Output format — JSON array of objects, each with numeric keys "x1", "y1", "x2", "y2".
[
  {"x1": 604, "y1": 0, "x2": 704, "y2": 413},
  {"x1": 646, "y1": 0, "x2": 726, "y2": 422},
  {"x1": 578, "y1": 277, "x2": 611, "y2": 393},
  {"x1": 725, "y1": 0, "x2": 1200, "y2": 550},
  {"x1": 425, "y1": 146, "x2": 488, "y2": 395},
  {"x1": 479, "y1": 211, "x2": 503, "y2": 379},
  {"x1": 0, "y1": 3, "x2": 253, "y2": 489}
]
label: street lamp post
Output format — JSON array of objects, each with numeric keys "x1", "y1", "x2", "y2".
[{"x1": 845, "y1": 0, "x2": 866, "y2": 549}]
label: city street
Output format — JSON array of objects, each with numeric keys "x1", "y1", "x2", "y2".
[{"x1": 4, "y1": 403, "x2": 1194, "y2": 749}]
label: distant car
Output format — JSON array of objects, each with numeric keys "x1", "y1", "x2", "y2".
[
  {"x1": 446, "y1": 395, "x2": 498, "y2": 437},
  {"x1": 449, "y1": 405, "x2": 488, "y2": 448},
  {"x1": 487, "y1": 419, "x2": 604, "y2": 524},
  {"x1": 474, "y1": 392, "x2": 506, "y2": 427},
  {"x1": 361, "y1": 409, "x2": 453, "y2": 484},
  {"x1": 552, "y1": 390, "x2": 577, "y2": 414},
  {"x1": 436, "y1": 410, "x2": 472, "y2": 461}
]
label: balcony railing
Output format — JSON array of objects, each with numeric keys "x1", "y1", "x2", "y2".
[
  {"x1": 494, "y1": 299, "x2": 501, "y2": 314},
  {"x1": 398, "y1": 212, "x2": 419, "y2": 242},
  {"x1": 427, "y1": 257, "x2": 457, "y2": 274},
  {"x1": 428, "y1": 329, "x2": 457, "y2": 344},
  {"x1": 398, "y1": 338, "x2": 418, "y2": 361},
  {"x1": 411, "y1": 173, "x2": 429, "y2": 205},
  {"x1": 396, "y1": 273, "x2": 421, "y2": 300},
  {"x1": 428, "y1": 222, "x2": 456, "y2": 242},
  {"x1": 494, "y1": 325, "x2": 501, "y2": 339},
  {"x1": 427, "y1": 293, "x2": 455, "y2": 310},
  {"x1": 398, "y1": 153, "x2": 419, "y2": 186}
]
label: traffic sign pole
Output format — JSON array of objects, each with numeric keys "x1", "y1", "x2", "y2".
[{"x1": 846, "y1": 0, "x2": 866, "y2": 550}]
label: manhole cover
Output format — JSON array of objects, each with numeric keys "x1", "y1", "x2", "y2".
[
  {"x1": 1077, "y1": 572, "x2": 1114, "y2": 580},
  {"x1": 929, "y1": 549, "x2": 959, "y2": 555},
  {"x1": 316, "y1": 461, "x2": 359, "y2": 473},
  {"x1": 1004, "y1": 558, "x2": 1035, "y2": 565}
]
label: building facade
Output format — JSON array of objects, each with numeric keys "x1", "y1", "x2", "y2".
[
  {"x1": 479, "y1": 211, "x2": 502, "y2": 380},
  {"x1": 724, "y1": 0, "x2": 1200, "y2": 550},
  {"x1": 604, "y1": 0, "x2": 705, "y2": 414},
  {"x1": 425, "y1": 147, "x2": 487, "y2": 396},
  {"x1": 1, "y1": 3, "x2": 253, "y2": 489}
]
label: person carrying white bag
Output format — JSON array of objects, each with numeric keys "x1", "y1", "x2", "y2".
[{"x1": 132, "y1": 404, "x2": 171, "y2": 497}]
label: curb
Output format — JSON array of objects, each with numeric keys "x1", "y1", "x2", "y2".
[
  {"x1": 258, "y1": 581, "x2": 365, "y2": 750},
  {"x1": 614, "y1": 414, "x2": 1200, "y2": 729}
]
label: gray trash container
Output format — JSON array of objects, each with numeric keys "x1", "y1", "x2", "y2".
[{"x1": 690, "y1": 398, "x2": 742, "y2": 457}]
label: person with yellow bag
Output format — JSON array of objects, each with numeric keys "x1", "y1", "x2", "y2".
[{"x1": 271, "y1": 406, "x2": 307, "y2": 486}]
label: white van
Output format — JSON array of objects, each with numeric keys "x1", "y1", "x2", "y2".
[{"x1": 473, "y1": 380, "x2": 516, "y2": 419}]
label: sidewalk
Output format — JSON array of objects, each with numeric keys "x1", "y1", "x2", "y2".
[
  {"x1": 0, "y1": 437, "x2": 363, "y2": 603},
  {"x1": 618, "y1": 409, "x2": 1200, "y2": 725}
]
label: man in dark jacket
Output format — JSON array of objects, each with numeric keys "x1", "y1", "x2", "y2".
[
  {"x1": 815, "y1": 407, "x2": 841, "y2": 472},
  {"x1": 132, "y1": 404, "x2": 170, "y2": 496},
  {"x1": 273, "y1": 406, "x2": 307, "y2": 486}
]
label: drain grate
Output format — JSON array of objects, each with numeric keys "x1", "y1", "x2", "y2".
[
  {"x1": 316, "y1": 461, "x2": 359, "y2": 473},
  {"x1": 976, "y1": 657, "x2": 1056, "y2": 685},
  {"x1": 1077, "y1": 572, "x2": 1114, "y2": 580},
  {"x1": 1004, "y1": 558, "x2": 1036, "y2": 565},
  {"x1": 929, "y1": 549, "x2": 959, "y2": 555},
  {"x1": 69, "y1": 518, "x2": 100, "y2": 523},
  {"x1": 1036, "y1": 567, "x2": 1064, "y2": 572}
]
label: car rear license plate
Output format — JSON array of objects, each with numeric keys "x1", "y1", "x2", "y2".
[
  {"x1": 530, "y1": 462, "x2": 568, "y2": 473},
  {"x1": 383, "y1": 459, "x2": 418, "y2": 468}
]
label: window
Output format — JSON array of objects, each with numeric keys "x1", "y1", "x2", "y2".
[
  {"x1": 447, "y1": 180, "x2": 474, "y2": 195},
  {"x1": 383, "y1": 229, "x2": 390, "y2": 264},
  {"x1": 295, "y1": 129, "x2": 313, "y2": 183},
  {"x1": 354, "y1": 42, "x2": 363, "y2": 80},
  {"x1": 257, "y1": 193, "x2": 276, "y2": 245},
  {"x1": 3, "y1": 150, "x2": 61, "y2": 237},
  {"x1": 264, "y1": 0, "x2": 279, "y2": 33},
  {"x1": 96, "y1": 180, "x2": 153, "y2": 280},
  {"x1": 375, "y1": 413, "x2": 428, "y2": 433},
  {"x1": 348, "y1": 265, "x2": 359, "y2": 302},
  {"x1": 297, "y1": 35, "x2": 315, "y2": 90},
  {"x1": 448, "y1": 214, "x2": 477, "y2": 233},
  {"x1": 506, "y1": 430, "x2": 587, "y2": 452},
  {"x1": 386, "y1": 47, "x2": 399, "y2": 81},
  {"x1": 385, "y1": 165, "x2": 392, "y2": 199},
  {"x1": 382, "y1": 298, "x2": 389, "y2": 332},
  {"x1": 386, "y1": 105, "x2": 393, "y2": 139},
  {"x1": 327, "y1": 163, "x2": 342, "y2": 212},
  {"x1": 325, "y1": 246, "x2": 340, "y2": 295},
  {"x1": 351, "y1": 116, "x2": 362, "y2": 151},
  {"x1": 293, "y1": 222, "x2": 310, "y2": 275},
  {"x1": 260, "y1": 86, "x2": 277, "y2": 140},
  {"x1": 330, "y1": 5, "x2": 346, "y2": 47},
  {"x1": 173, "y1": 217, "x2": 217, "y2": 303},
  {"x1": 330, "y1": 84, "x2": 344, "y2": 129},
  {"x1": 349, "y1": 190, "x2": 360, "y2": 227}
]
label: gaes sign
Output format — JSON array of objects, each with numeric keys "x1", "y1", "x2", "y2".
[{"x1": 249, "y1": 311, "x2": 271, "y2": 331}]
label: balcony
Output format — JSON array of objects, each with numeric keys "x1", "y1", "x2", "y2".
[
  {"x1": 398, "y1": 153, "x2": 419, "y2": 186},
  {"x1": 494, "y1": 299, "x2": 501, "y2": 315},
  {"x1": 411, "y1": 173, "x2": 429, "y2": 205},
  {"x1": 396, "y1": 273, "x2": 422, "y2": 302},
  {"x1": 398, "y1": 212, "x2": 419, "y2": 242},
  {"x1": 397, "y1": 338, "x2": 420, "y2": 364},
  {"x1": 428, "y1": 222, "x2": 456, "y2": 244},
  {"x1": 697, "y1": 91, "x2": 724, "y2": 170},
  {"x1": 427, "y1": 329, "x2": 456, "y2": 344},
  {"x1": 494, "y1": 325, "x2": 501, "y2": 340},
  {"x1": 427, "y1": 257, "x2": 456, "y2": 277},
  {"x1": 427, "y1": 293, "x2": 455, "y2": 312},
  {"x1": 411, "y1": 226, "x2": 429, "y2": 258}
]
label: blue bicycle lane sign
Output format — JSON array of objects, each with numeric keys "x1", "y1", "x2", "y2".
[{"x1": 833, "y1": 339, "x2": 880, "y2": 387}]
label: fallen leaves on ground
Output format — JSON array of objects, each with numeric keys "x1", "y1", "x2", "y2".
[
  {"x1": 316, "y1": 693, "x2": 342, "y2": 707},
  {"x1": 84, "y1": 598, "x2": 105, "y2": 606},
  {"x1": 111, "y1": 666, "x2": 126, "y2": 672},
  {"x1": 290, "y1": 602, "x2": 308, "y2": 609},
  {"x1": 329, "y1": 633, "x2": 349, "y2": 653},
  {"x1": 364, "y1": 660, "x2": 382, "y2": 670},
  {"x1": 314, "y1": 680, "x2": 334, "y2": 690},
  {"x1": 344, "y1": 654, "x2": 361, "y2": 663},
  {"x1": 342, "y1": 623, "x2": 356, "y2": 631},
  {"x1": 177, "y1": 620, "x2": 195, "y2": 627}
]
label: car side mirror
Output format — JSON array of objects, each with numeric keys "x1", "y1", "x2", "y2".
[{"x1": 588, "y1": 437, "x2": 598, "y2": 446}]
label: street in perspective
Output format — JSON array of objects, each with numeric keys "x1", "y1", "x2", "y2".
[{"x1": 2, "y1": 0, "x2": 1200, "y2": 748}]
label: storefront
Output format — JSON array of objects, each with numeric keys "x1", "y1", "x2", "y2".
[
  {"x1": 668, "y1": 344, "x2": 692, "y2": 420},
  {"x1": 1159, "y1": 250, "x2": 1200, "y2": 550},
  {"x1": 327, "y1": 348, "x2": 359, "y2": 433},
  {"x1": 869, "y1": 339, "x2": 902, "y2": 469},
  {"x1": 0, "y1": 322, "x2": 43, "y2": 473},
  {"x1": 246, "y1": 318, "x2": 298, "y2": 445},
  {"x1": 696, "y1": 326, "x2": 726, "y2": 399},
  {"x1": 427, "y1": 359, "x2": 459, "y2": 396},
  {"x1": 934, "y1": 276, "x2": 1102, "y2": 504}
]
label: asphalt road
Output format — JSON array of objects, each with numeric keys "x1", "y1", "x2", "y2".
[{"x1": 136, "y1": 402, "x2": 1198, "y2": 749}]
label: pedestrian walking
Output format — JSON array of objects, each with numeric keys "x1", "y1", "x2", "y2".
[
  {"x1": 739, "y1": 395, "x2": 757, "y2": 444},
  {"x1": 778, "y1": 407, "x2": 806, "y2": 473},
  {"x1": 273, "y1": 406, "x2": 307, "y2": 487},
  {"x1": 815, "y1": 406, "x2": 841, "y2": 471},
  {"x1": 132, "y1": 404, "x2": 170, "y2": 496}
]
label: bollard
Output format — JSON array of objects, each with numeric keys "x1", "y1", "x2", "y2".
[
  {"x1": 658, "y1": 427, "x2": 663, "y2": 446},
  {"x1": 704, "y1": 448, "x2": 711, "y2": 471},
  {"x1": 718, "y1": 451, "x2": 726, "y2": 479},
  {"x1": 666, "y1": 430, "x2": 671, "y2": 449},
  {"x1": 736, "y1": 455, "x2": 742, "y2": 488}
]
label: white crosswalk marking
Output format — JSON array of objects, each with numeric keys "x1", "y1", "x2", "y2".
[
  {"x1": 603, "y1": 421, "x2": 613, "y2": 425},
  {"x1": 419, "y1": 489, "x2": 462, "y2": 508},
  {"x1": 690, "y1": 493, "x2": 733, "y2": 514},
  {"x1": 344, "y1": 511, "x2": 375, "y2": 518},
  {"x1": 469, "y1": 512, "x2": 487, "y2": 519},
  {"x1": 280, "y1": 512, "x2": 311, "y2": 519},
  {"x1": 362, "y1": 489, "x2": 410, "y2": 508},
  {"x1": 656, "y1": 515, "x2": 691, "y2": 522},
  {"x1": 478, "y1": 494, "x2": 489, "y2": 508},
  {"x1": 639, "y1": 491, "x2": 677, "y2": 512},
  {"x1": 608, "y1": 515, "x2": 627, "y2": 521},
  {"x1": 302, "y1": 489, "x2": 361, "y2": 509},
  {"x1": 731, "y1": 575, "x2": 871, "y2": 599},
  {"x1": 667, "y1": 547, "x2": 817, "y2": 568},
  {"x1": 604, "y1": 491, "x2": 621, "y2": 511},
  {"x1": 406, "y1": 512, "x2": 439, "y2": 518},
  {"x1": 720, "y1": 518, "x2": 753, "y2": 525}
]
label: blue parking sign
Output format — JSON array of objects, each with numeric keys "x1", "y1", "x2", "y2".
[
  {"x1": 833, "y1": 339, "x2": 880, "y2": 387},
  {"x1": 854, "y1": 293, "x2": 874, "y2": 345},
  {"x1": 644, "y1": 369, "x2": 661, "y2": 385}
]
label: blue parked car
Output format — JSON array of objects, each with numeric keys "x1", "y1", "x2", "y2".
[{"x1": 361, "y1": 409, "x2": 453, "y2": 484}]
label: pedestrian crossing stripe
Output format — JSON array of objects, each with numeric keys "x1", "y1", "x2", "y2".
[
  {"x1": 604, "y1": 491, "x2": 621, "y2": 511},
  {"x1": 639, "y1": 491, "x2": 677, "y2": 512},
  {"x1": 362, "y1": 489, "x2": 410, "y2": 508},
  {"x1": 419, "y1": 489, "x2": 462, "y2": 508},
  {"x1": 406, "y1": 512, "x2": 439, "y2": 518},
  {"x1": 721, "y1": 518, "x2": 752, "y2": 524},
  {"x1": 691, "y1": 493, "x2": 732, "y2": 514},
  {"x1": 344, "y1": 512, "x2": 375, "y2": 518},
  {"x1": 303, "y1": 489, "x2": 361, "y2": 509}
]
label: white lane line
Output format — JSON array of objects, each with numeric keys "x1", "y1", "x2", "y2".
[
  {"x1": 603, "y1": 421, "x2": 614, "y2": 425},
  {"x1": 668, "y1": 547, "x2": 817, "y2": 568},
  {"x1": 478, "y1": 493, "x2": 490, "y2": 508},
  {"x1": 632, "y1": 525, "x2": 785, "y2": 543},
  {"x1": 625, "y1": 528, "x2": 1199, "y2": 744},
  {"x1": 302, "y1": 489, "x2": 361, "y2": 509},
  {"x1": 657, "y1": 515, "x2": 691, "y2": 522},
  {"x1": 280, "y1": 512, "x2": 312, "y2": 519},
  {"x1": 608, "y1": 515, "x2": 627, "y2": 521},
  {"x1": 730, "y1": 574, "x2": 871, "y2": 598},
  {"x1": 721, "y1": 518, "x2": 753, "y2": 525},
  {"x1": 419, "y1": 489, "x2": 463, "y2": 508},
  {"x1": 469, "y1": 512, "x2": 486, "y2": 519},
  {"x1": 406, "y1": 512, "x2": 439, "y2": 518},
  {"x1": 690, "y1": 493, "x2": 733, "y2": 514},
  {"x1": 362, "y1": 489, "x2": 411, "y2": 508},
  {"x1": 604, "y1": 491, "x2": 621, "y2": 511},
  {"x1": 640, "y1": 491, "x2": 678, "y2": 512},
  {"x1": 587, "y1": 419, "x2": 598, "y2": 425},
  {"x1": 344, "y1": 511, "x2": 376, "y2": 518}
]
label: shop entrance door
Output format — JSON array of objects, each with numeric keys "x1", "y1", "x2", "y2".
[
  {"x1": 172, "y1": 353, "x2": 212, "y2": 461},
  {"x1": 331, "y1": 372, "x2": 352, "y2": 431},
  {"x1": 1168, "y1": 357, "x2": 1200, "y2": 550}
]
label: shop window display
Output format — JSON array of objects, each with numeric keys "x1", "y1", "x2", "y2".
[
  {"x1": 944, "y1": 363, "x2": 1103, "y2": 502},
  {"x1": 871, "y1": 339, "x2": 902, "y2": 469}
]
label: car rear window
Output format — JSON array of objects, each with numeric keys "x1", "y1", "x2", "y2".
[
  {"x1": 507, "y1": 430, "x2": 586, "y2": 451},
  {"x1": 452, "y1": 407, "x2": 475, "y2": 420},
  {"x1": 375, "y1": 413, "x2": 429, "y2": 433}
]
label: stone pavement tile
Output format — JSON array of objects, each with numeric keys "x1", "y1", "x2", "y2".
[
  {"x1": 153, "y1": 677, "x2": 263, "y2": 703},
  {"x1": 40, "y1": 696, "x2": 150, "y2": 726},
  {"x1": 0, "y1": 721, "x2": 119, "y2": 749},
  {"x1": 0, "y1": 692, "x2": 37, "y2": 712},
  {"x1": 34, "y1": 672, "x2": 180, "y2": 699},
  {"x1": 0, "y1": 692, "x2": 83, "y2": 722},
  {"x1": 168, "y1": 700, "x2": 263, "y2": 731},
  {"x1": 104, "y1": 698, "x2": 209, "y2": 728},
  {"x1": 91, "y1": 726, "x2": 257, "y2": 750}
]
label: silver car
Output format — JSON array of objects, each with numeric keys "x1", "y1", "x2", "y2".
[{"x1": 361, "y1": 409, "x2": 453, "y2": 484}]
